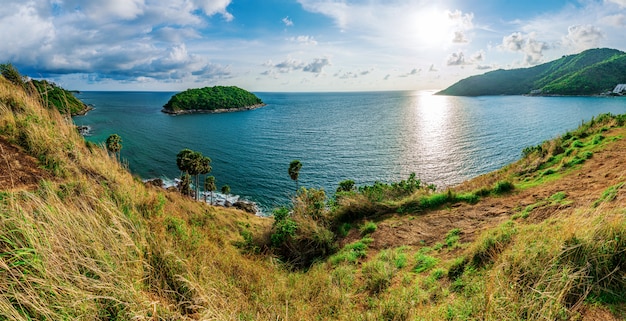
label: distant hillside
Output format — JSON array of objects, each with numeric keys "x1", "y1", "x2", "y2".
[
  {"x1": 438, "y1": 48, "x2": 626, "y2": 96},
  {"x1": 162, "y1": 85, "x2": 264, "y2": 114},
  {"x1": 0, "y1": 63, "x2": 90, "y2": 116},
  {"x1": 31, "y1": 79, "x2": 91, "y2": 116}
]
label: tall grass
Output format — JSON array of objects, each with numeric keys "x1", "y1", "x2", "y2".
[{"x1": 0, "y1": 75, "x2": 625, "y2": 320}]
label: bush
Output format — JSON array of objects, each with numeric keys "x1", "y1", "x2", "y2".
[
  {"x1": 270, "y1": 206, "x2": 336, "y2": 269},
  {"x1": 492, "y1": 181, "x2": 514, "y2": 194},
  {"x1": 360, "y1": 221, "x2": 377, "y2": 235}
]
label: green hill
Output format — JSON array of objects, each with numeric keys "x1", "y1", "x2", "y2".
[
  {"x1": 438, "y1": 48, "x2": 626, "y2": 96},
  {"x1": 0, "y1": 63, "x2": 90, "y2": 116},
  {"x1": 162, "y1": 85, "x2": 264, "y2": 114},
  {"x1": 0, "y1": 72, "x2": 624, "y2": 320},
  {"x1": 31, "y1": 79, "x2": 91, "y2": 115}
]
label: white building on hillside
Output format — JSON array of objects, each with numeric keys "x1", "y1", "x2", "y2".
[{"x1": 613, "y1": 84, "x2": 626, "y2": 94}]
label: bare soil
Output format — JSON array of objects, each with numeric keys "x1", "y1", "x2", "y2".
[
  {"x1": 348, "y1": 127, "x2": 626, "y2": 252},
  {"x1": 0, "y1": 136, "x2": 49, "y2": 191}
]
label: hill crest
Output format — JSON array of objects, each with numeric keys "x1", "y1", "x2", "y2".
[{"x1": 438, "y1": 48, "x2": 626, "y2": 96}]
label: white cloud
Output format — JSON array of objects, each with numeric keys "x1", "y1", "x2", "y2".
[
  {"x1": 288, "y1": 35, "x2": 318, "y2": 46},
  {"x1": 297, "y1": 1, "x2": 476, "y2": 49},
  {"x1": 282, "y1": 16, "x2": 294, "y2": 27},
  {"x1": 193, "y1": 0, "x2": 234, "y2": 21},
  {"x1": 453, "y1": 31, "x2": 468, "y2": 43},
  {"x1": 499, "y1": 32, "x2": 549, "y2": 65},
  {"x1": 0, "y1": 0, "x2": 236, "y2": 83},
  {"x1": 262, "y1": 57, "x2": 331, "y2": 75},
  {"x1": 606, "y1": 0, "x2": 626, "y2": 7},
  {"x1": 563, "y1": 25, "x2": 604, "y2": 52},
  {"x1": 428, "y1": 64, "x2": 438, "y2": 72},
  {"x1": 303, "y1": 58, "x2": 331, "y2": 73},
  {"x1": 446, "y1": 52, "x2": 466, "y2": 66},
  {"x1": 446, "y1": 50, "x2": 485, "y2": 66},
  {"x1": 604, "y1": 14, "x2": 626, "y2": 26},
  {"x1": 399, "y1": 68, "x2": 420, "y2": 77}
]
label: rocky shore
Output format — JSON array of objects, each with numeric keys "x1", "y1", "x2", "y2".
[
  {"x1": 161, "y1": 103, "x2": 266, "y2": 115},
  {"x1": 144, "y1": 178, "x2": 262, "y2": 215}
]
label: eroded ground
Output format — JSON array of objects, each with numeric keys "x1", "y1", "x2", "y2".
[{"x1": 0, "y1": 136, "x2": 49, "y2": 191}]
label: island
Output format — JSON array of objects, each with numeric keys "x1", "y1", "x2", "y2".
[
  {"x1": 162, "y1": 85, "x2": 265, "y2": 115},
  {"x1": 437, "y1": 48, "x2": 626, "y2": 96}
]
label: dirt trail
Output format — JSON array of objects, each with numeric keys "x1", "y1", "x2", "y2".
[
  {"x1": 365, "y1": 127, "x2": 626, "y2": 251},
  {"x1": 0, "y1": 136, "x2": 49, "y2": 191}
]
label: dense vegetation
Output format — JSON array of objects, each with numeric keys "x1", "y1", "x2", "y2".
[
  {"x1": 30, "y1": 79, "x2": 90, "y2": 115},
  {"x1": 438, "y1": 48, "x2": 626, "y2": 96},
  {"x1": 1, "y1": 63, "x2": 89, "y2": 115},
  {"x1": 162, "y1": 85, "x2": 263, "y2": 113},
  {"x1": 0, "y1": 72, "x2": 624, "y2": 320}
]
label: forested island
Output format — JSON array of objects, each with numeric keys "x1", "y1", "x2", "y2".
[
  {"x1": 438, "y1": 48, "x2": 626, "y2": 96},
  {"x1": 162, "y1": 85, "x2": 264, "y2": 115}
]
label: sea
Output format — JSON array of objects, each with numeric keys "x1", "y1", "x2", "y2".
[{"x1": 72, "y1": 90, "x2": 626, "y2": 213}]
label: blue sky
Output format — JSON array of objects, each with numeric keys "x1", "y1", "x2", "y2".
[{"x1": 1, "y1": 0, "x2": 625, "y2": 91}]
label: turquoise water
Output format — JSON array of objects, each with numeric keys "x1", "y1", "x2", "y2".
[{"x1": 73, "y1": 91, "x2": 626, "y2": 210}]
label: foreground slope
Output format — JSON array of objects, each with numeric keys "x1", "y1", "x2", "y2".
[
  {"x1": 0, "y1": 75, "x2": 624, "y2": 320},
  {"x1": 438, "y1": 48, "x2": 626, "y2": 96}
]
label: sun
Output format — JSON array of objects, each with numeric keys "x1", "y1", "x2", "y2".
[{"x1": 410, "y1": 8, "x2": 457, "y2": 48}]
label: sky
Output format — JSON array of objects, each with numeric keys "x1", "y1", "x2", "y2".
[{"x1": 1, "y1": 0, "x2": 626, "y2": 92}]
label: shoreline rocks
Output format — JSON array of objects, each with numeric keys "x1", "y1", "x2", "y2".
[{"x1": 161, "y1": 104, "x2": 266, "y2": 115}]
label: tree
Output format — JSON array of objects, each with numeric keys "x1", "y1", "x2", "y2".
[
  {"x1": 221, "y1": 185, "x2": 231, "y2": 195},
  {"x1": 176, "y1": 148, "x2": 211, "y2": 200},
  {"x1": 288, "y1": 160, "x2": 302, "y2": 192},
  {"x1": 106, "y1": 134, "x2": 122, "y2": 161},
  {"x1": 178, "y1": 173, "x2": 192, "y2": 197},
  {"x1": 197, "y1": 156, "x2": 212, "y2": 201},
  {"x1": 204, "y1": 176, "x2": 216, "y2": 204},
  {"x1": 176, "y1": 148, "x2": 194, "y2": 174}
]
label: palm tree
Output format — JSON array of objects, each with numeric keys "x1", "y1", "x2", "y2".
[
  {"x1": 288, "y1": 160, "x2": 302, "y2": 192},
  {"x1": 106, "y1": 134, "x2": 122, "y2": 161},
  {"x1": 179, "y1": 173, "x2": 192, "y2": 197},
  {"x1": 204, "y1": 176, "x2": 216, "y2": 204},
  {"x1": 221, "y1": 185, "x2": 231, "y2": 195},
  {"x1": 197, "y1": 156, "x2": 212, "y2": 201},
  {"x1": 176, "y1": 148, "x2": 194, "y2": 175},
  {"x1": 177, "y1": 149, "x2": 212, "y2": 200}
]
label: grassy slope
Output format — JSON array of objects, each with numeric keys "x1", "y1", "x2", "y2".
[{"x1": 0, "y1": 76, "x2": 625, "y2": 320}]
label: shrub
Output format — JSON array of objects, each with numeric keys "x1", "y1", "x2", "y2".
[
  {"x1": 336, "y1": 179, "x2": 356, "y2": 193},
  {"x1": 445, "y1": 228, "x2": 462, "y2": 247},
  {"x1": 492, "y1": 181, "x2": 514, "y2": 194},
  {"x1": 360, "y1": 221, "x2": 377, "y2": 235},
  {"x1": 414, "y1": 253, "x2": 439, "y2": 273}
]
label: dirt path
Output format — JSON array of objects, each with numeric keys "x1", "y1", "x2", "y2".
[
  {"x1": 0, "y1": 136, "x2": 49, "y2": 191},
  {"x1": 364, "y1": 127, "x2": 626, "y2": 251}
]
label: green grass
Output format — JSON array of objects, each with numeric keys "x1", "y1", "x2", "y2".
[
  {"x1": 593, "y1": 182, "x2": 624, "y2": 208},
  {"x1": 360, "y1": 221, "x2": 377, "y2": 235},
  {"x1": 414, "y1": 252, "x2": 439, "y2": 273}
]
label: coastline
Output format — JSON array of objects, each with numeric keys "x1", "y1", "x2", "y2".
[
  {"x1": 71, "y1": 105, "x2": 95, "y2": 116},
  {"x1": 161, "y1": 103, "x2": 266, "y2": 115}
]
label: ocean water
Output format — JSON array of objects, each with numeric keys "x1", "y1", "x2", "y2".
[{"x1": 72, "y1": 91, "x2": 626, "y2": 211}]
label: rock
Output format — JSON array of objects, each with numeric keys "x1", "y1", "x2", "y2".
[
  {"x1": 144, "y1": 178, "x2": 164, "y2": 188},
  {"x1": 76, "y1": 125, "x2": 91, "y2": 136},
  {"x1": 233, "y1": 200, "x2": 258, "y2": 214}
]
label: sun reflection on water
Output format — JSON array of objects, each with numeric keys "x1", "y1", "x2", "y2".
[{"x1": 399, "y1": 90, "x2": 470, "y2": 188}]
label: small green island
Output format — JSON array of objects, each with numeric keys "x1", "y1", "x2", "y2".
[{"x1": 162, "y1": 85, "x2": 265, "y2": 115}]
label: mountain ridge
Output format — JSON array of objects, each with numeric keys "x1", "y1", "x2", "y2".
[{"x1": 437, "y1": 48, "x2": 626, "y2": 96}]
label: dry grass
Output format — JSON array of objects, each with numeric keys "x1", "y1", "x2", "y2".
[{"x1": 0, "y1": 76, "x2": 624, "y2": 320}]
